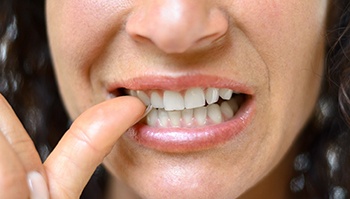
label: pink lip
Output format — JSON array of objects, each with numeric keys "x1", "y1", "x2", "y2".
[
  {"x1": 106, "y1": 74, "x2": 256, "y2": 153},
  {"x1": 106, "y1": 74, "x2": 254, "y2": 94},
  {"x1": 126, "y1": 97, "x2": 255, "y2": 153}
]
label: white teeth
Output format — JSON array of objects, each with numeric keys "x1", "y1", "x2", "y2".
[
  {"x1": 219, "y1": 88, "x2": 233, "y2": 100},
  {"x1": 207, "y1": 104, "x2": 223, "y2": 124},
  {"x1": 220, "y1": 101, "x2": 234, "y2": 118},
  {"x1": 184, "y1": 87, "x2": 205, "y2": 109},
  {"x1": 150, "y1": 92, "x2": 164, "y2": 108},
  {"x1": 182, "y1": 109, "x2": 193, "y2": 126},
  {"x1": 194, "y1": 107, "x2": 207, "y2": 126},
  {"x1": 158, "y1": 109, "x2": 169, "y2": 127},
  {"x1": 168, "y1": 111, "x2": 181, "y2": 127},
  {"x1": 205, "y1": 88, "x2": 220, "y2": 104},
  {"x1": 130, "y1": 87, "x2": 243, "y2": 128},
  {"x1": 147, "y1": 109, "x2": 158, "y2": 126},
  {"x1": 145, "y1": 97, "x2": 241, "y2": 128},
  {"x1": 129, "y1": 90, "x2": 137, "y2": 97},
  {"x1": 136, "y1": 91, "x2": 150, "y2": 105},
  {"x1": 163, "y1": 91, "x2": 185, "y2": 111}
]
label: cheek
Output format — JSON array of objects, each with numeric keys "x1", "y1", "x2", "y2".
[
  {"x1": 46, "y1": 0, "x2": 133, "y2": 117},
  {"x1": 47, "y1": 0, "x2": 127, "y2": 72},
  {"x1": 234, "y1": 0, "x2": 327, "y2": 154}
]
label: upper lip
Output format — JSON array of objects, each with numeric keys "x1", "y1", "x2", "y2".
[{"x1": 106, "y1": 74, "x2": 254, "y2": 95}]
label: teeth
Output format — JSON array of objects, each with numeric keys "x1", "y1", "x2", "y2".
[
  {"x1": 129, "y1": 90, "x2": 137, "y2": 97},
  {"x1": 158, "y1": 109, "x2": 169, "y2": 127},
  {"x1": 163, "y1": 91, "x2": 185, "y2": 111},
  {"x1": 220, "y1": 101, "x2": 234, "y2": 118},
  {"x1": 207, "y1": 104, "x2": 223, "y2": 124},
  {"x1": 151, "y1": 92, "x2": 164, "y2": 108},
  {"x1": 219, "y1": 88, "x2": 233, "y2": 100},
  {"x1": 227, "y1": 98, "x2": 239, "y2": 113},
  {"x1": 205, "y1": 88, "x2": 219, "y2": 104},
  {"x1": 126, "y1": 87, "x2": 244, "y2": 128},
  {"x1": 130, "y1": 87, "x2": 236, "y2": 110},
  {"x1": 136, "y1": 91, "x2": 150, "y2": 105},
  {"x1": 184, "y1": 87, "x2": 205, "y2": 109},
  {"x1": 146, "y1": 98, "x2": 240, "y2": 128},
  {"x1": 194, "y1": 107, "x2": 207, "y2": 126},
  {"x1": 182, "y1": 109, "x2": 193, "y2": 126},
  {"x1": 168, "y1": 111, "x2": 181, "y2": 127},
  {"x1": 147, "y1": 109, "x2": 158, "y2": 126}
]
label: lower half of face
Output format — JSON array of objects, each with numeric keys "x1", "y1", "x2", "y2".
[{"x1": 46, "y1": 0, "x2": 328, "y2": 198}]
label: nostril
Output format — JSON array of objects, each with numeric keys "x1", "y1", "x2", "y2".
[
  {"x1": 129, "y1": 33, "x2": 153, "y2": 45},
  {"x1": 125, "y1": 2, "x2": 229, "y2": 54}
]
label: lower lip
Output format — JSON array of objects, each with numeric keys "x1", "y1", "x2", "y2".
[{"x1": 126, "y1": 98, "x2": 255, "y2": 153}]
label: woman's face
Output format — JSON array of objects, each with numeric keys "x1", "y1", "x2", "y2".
[{"x1": 46, "y1": 0, "x2": 328, "y2": 198}]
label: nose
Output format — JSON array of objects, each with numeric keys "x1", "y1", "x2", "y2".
[{"x1": 126, "y1": 0, "x2": 228, "y2": 54}]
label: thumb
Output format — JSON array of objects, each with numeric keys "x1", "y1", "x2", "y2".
[{"x1": 44, "y1": 96, "x2": 145, "y2": 199}]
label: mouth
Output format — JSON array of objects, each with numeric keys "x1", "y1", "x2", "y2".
[
  {"x1": 117, "y1": 87, "x2": 246, "y2": 128},
  {"x1": 107, "y1": 75, "x2": 255, "y2": 153}
]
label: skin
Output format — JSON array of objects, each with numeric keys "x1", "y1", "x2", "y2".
[
  {"x1": 46, "y1": 0, "x2": 329, "y2": 198},
  {"x1": 0, "y1": 95, "x2": 145, "y2": 198}
]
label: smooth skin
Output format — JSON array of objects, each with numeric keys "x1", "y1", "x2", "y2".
[{"x1": 0, "y1": 95, "x2": 145, "y2": 198}]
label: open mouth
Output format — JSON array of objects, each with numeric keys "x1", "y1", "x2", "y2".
[
  {"x1": 116, "y1": 87, "x2": 247, "y2": 128},
  {"x1": 106, "y1": 75, "x2": 255, "y2": 152}
]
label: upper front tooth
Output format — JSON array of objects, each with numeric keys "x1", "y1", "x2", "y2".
[
  {"x1": 184, "y1": 87, "x2": 205, "y2": 109},
  {"x1": 136, "y1": 91, "x2": 150, "y2": 105},
  {"x1": 163, "y1": 91, "x2": 185, "y2": 111},
  {"x1": 205, "y1": 88, "x2": 219, "y2": 104},
  {"x1": 219, "y1": 88, "x2": 233, "y2": 100},
  {"x1": 151, "y1": 92, "x2": 164, "y2": 108}
]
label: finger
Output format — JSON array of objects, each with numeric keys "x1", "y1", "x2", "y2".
[
  {"x1": 0, "y1": 132, "x2": 30, "y2": 198},
  {"x1": 44, "y1": 96, "x2": 145, "y2": 199},
  {"x1": 0, "y1": 94, "x2": 44, "y2": 174},
  {"x1": 0, "y1": 96, "x2": 31, "y2": 198}
]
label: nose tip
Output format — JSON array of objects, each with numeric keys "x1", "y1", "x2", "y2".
[{"x1": 126, "y1": 1, "x2": 228, "y2": 54}]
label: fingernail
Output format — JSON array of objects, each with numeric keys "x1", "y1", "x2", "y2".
[
  {"x1": 132, "y1": 105, "x2": 153, "y2": 126},
  {"x1": 27, "y1": 171, "x2": 49, "y2": 199},
  {"x1": 141, "y1": 104, "x2": 153, "y2": 119}
]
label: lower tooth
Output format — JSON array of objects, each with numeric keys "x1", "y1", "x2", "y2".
[
  {"x1": 182, "y1": 109, "x2": 194, "y2": 126},
  {"x1": 208, "y1": 104, "x2": 223, "y2": 124},
  {"x1": 158, "y1": 109, "x2": 169, "y2": 127},
  {"x1": 220, "y1": 102, "x2": 234, "y2": 118},
  {"x1": 194, "y1": 107, "x2": 207, "y2": 126},
  {"x1": 146, "y1": 96, "x2": 242, "y2": 127},
  {"x1": 168, "y1": 111, "x2": 181, "y2": 127},
  {"x1": 227, "y1": 98, "x2": 239, "y2": 113},
  {"x1": 147, "y1": 109, "x2": 158, "y2": 127}
]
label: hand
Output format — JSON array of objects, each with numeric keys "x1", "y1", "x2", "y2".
[{"x1": 0, "y1": 94, "x2": 146, "y2": 199}]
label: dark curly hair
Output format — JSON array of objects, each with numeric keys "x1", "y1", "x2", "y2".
[{"x1": 1, "y1": 0, "x2": 350, "y2": 198}]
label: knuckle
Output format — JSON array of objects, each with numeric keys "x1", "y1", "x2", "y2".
[
  {"x1": 69, "y1": 123, "x2": 105, "y2": 155},
  {"x1": 12, "y1": 138, "x2": 38, "y2": 160}
]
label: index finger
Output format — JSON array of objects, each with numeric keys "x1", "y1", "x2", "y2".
[
  {"x1": 0, "y1": 94, "x2": 43, "y2": 174},
  {"x1": 44, "y1": 96, "x2": 145, "y2": 199}
]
